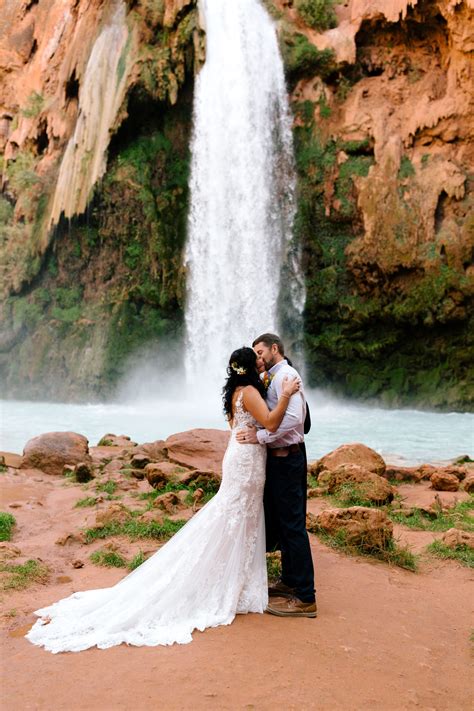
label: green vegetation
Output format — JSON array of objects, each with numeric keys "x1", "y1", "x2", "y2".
[
  {"x1": 0, "y1": 512, "x2": 16, "y2": 542},
  {"x1": 398, "y1": 155, "x2": 415, "y2": 180},
  {"x1": 5, "y1": 151, "x2": 41, "y2": 192},
  {"x1": 95, "y1": 480, "x2": 118, "y2": 496},
  {"x1": 75, "y1": 497, "x2": 99, "y2": 508},
  {"x1": 389, "y1": 499, "x2": 474, "y2": 533},
  {"x1": 84, "y1": 517, "x2": 186, "y2": 543},
  {"x1": 0, "y1": 559, "x2": 49, "y2": 591},
  {"x1": 329, "y1": 483, "x2": 378, "y2": 508},
  {"x1": 426, "y1": 540, "x2": 474, "y2": 568},
  {"x1": 97, "y1": 438, "x2": 114, "y2": 447},
  {"x1": 138, "y1": 478, "x2": 219, "y2": 508},
  {"x1": 90, "y1": 549, "x2": 127, "y2": 568},
  {"x1": 128, "y1": 551, "x2": 147, "y2": 570},
  {"x1": 281, "y1": 33, "x2": 336, "y2": 80},
  {"x1": 21, "y1": 91, "x2": 45, "y2": 118},
  {"x1": 295, "y1": 0, "x2": 337, "y2": 31},
  {"x1": 266, "y1": 552, "x2": 282, "y2": 583},
  {"x1": 316, "y1": 528, "x2": 417, "y2": 571}
]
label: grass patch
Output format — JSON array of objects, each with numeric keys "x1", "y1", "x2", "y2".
[
  {"x1": 329, "y1": 483, "x2": 378, "y2": 508},
  {"x1": 0, "y1": 559, "x2": 49, "y2": 590},
  {"x1": 90, "y1": 549, "x2": 127, "y2": 568},
  {"x1": 74, "y1": 497, "x2": 99, "y2": 508},
  {"x1": 426, "y1": 540, "x2": 474, "y2": 568},
  {"x1": 95, "y1": 480, "x2": 118, "y2": 496},
  {"x1": 138, "y1": 480, "x2": 219, "y2": 508},
  {"x1": 84, "y1": 517, "x2": 186, "y2": 544},
  {"x1": 0, "y1": 512, "x2": 16, "y2": 542},
  {"x1": 97, "y1": 438, "x2": 114, "y2": 446},
  {"x1": 128, "y1": 551, "x2": 147, "y2": 570},
  {"x1": 316, "y1": 529, "x2": 417, "y2": 571},
  {"x1": 266, "y1": 552, "x2": 282, "y2": 583},
  {"x1": 389, "y1": 499, "x2": 474, "y2": 533}
]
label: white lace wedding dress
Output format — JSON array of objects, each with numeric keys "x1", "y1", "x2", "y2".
[{"x1": 26, "y1": 392, "x2": 268, "y2": 653}]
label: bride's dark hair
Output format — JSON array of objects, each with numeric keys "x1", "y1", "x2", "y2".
[{"x1": 222, "y1": 347, "x2": 267, "y2": 419}]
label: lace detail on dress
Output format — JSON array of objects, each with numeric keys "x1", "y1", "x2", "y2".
[{"x1": 26, "y1": 389, "x2": 268, "y2": 653}]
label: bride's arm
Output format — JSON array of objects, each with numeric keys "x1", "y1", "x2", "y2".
[{"x1": 242, "y1": 378, "x2": 300, "y2": 433}]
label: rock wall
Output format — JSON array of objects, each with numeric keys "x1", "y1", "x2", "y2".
[
  {"x1": 0, "y1": 0, "x2": 472, "y2": 408},
  {"x1": 0, "y1": 0, "x2": 201, "y2": 398},
  {"x1": 274, "y1": 0, "x2": 473, "y2": 409}
]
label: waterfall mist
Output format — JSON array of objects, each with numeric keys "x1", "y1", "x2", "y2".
[{"x1": 184, "y1": 0, "x2": 305, "y2": 385}]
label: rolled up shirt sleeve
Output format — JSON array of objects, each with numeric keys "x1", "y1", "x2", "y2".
[{"x1": 256, "y1": 386, "x2": 306, "y2": 446}]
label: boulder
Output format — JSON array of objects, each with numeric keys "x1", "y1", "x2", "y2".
[
  {"x1": 153, "y1": 492, "x2": 183, "y2": 514},
  {"x1": 130, "y1": 454, "x2": 151, "y2": 469},
  {"x1": 463, "y1": 473, "x2": 474, "y2": 493},
  {"x1": 97, "y1": 434, "x2": 137, "y2": 447},
  {"x1": 166, "y1": 429, "x2": 230, "y2": 473},
  {"x1": 441, "y1": 528, "x2": 474, "y2": 550},
  {"x1": 139, "y1": 510, "x2": 165, "y2": 525},
  {"x1": 384, "y1": 465, "x2": 431, "y2": 483},
  {"x1": 89, "y1": 445, "x2": 127, "y2": 467},
  {"x1": 145, "y1": 461, "x2": 191, "y2": 489},
  {"x1": 55, "y1": 531, "x2": 86, "y2": 546},
  {"x1": 175, "y1": 469, "x2": 221, "y2": 489},
  {"x1": 94, "y1": 503, "x2": 131, "y2": 528},
  {"x1": 430, "y1": 471, "x2": 459, "y2": 492},
  {"x1": 22, "y1": 432, "x2": 91, "y2": 476},
  {"x1": 129, "y1": 468, "x2": 146, "y2": 480},
  {"x1": 0, "y1": 451, "x2": 22, "y2": 468},
  {"x1": 315, "y1": 443, "x2": 386, "y2": 478},
  {"x1": 327, "y1": 463, "x2": 394, "y2": 504},
  {"x1": 134, "y1": 440, "x2": 168, "y2": 462},
  {"x1": 307, "y1": 486, "x2": 329, "y2": 498},
  {"x1": 309, "y1": 507, "x2": 394, "y2": 550}
]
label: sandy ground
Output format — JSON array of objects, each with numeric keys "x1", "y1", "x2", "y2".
[{"x1": 1, "y1": 467, "x2": 473, "y2": 711}]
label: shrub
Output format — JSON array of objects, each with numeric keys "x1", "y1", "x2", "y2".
[
  {"x1": 295, "y1": 0, "x2": 337, "y2": 31},
  {"x1": 0, "y1": 512, "x2": 16, "y2": 541}
]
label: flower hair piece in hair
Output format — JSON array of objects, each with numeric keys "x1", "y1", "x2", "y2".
[{"x1": 231, "y1": 362, "x2": 247, "y2": 375}]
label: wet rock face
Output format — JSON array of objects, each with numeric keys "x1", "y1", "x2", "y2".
[
  {"x1": 0, "y1": 0, "x2": 473, "y2": 408},
  {"x1": 283, "y1": 0, "x2": 474, "y2": 409},
  {"x1": 21, "y1": 432, "x2": 91, "y2": 476}
]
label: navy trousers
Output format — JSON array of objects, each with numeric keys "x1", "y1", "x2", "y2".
[{"x1": 264, "y1": 447, "x2": 315, "y2": 603}]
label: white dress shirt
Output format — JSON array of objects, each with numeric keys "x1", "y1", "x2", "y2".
[{"x1": 256, "y1": 359, "x2": 306, "y2": 448}]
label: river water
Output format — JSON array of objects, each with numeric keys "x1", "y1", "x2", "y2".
[{"x1": 1, "y1": 394, "x2": 472, "y2": 465}]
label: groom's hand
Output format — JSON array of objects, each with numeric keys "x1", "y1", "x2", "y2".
[{"x1": 236, "y1": 427, "x2": 258, "y2": 444}]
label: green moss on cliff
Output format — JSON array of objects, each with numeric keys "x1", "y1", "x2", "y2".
[
  {"x1": 292, "y1": 99, "x2": 473, "y2": 410},
  {"x1": 295, "y1": 0, "x2": 337, "y2": 31}
]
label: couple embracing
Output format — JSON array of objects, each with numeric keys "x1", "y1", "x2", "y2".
[{"x1": 26, "y1": 333, "x2": 316, "y2": 654}]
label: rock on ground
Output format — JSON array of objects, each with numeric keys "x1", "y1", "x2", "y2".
[
  {"x1": 21, "y1": 432, "x2": 91, "y2": 476},
  {"x1": 314, "y1": 443, "x2": 386, "y2": 478},
  {"x1": 309, "y1": 506, "x2": 394, "y2": 551}
]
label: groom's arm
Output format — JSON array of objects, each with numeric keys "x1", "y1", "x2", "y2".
[{"x1": 255, "y1": 389, "x2": 305, "y2": 444}]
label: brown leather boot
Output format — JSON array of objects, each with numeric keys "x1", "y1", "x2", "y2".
[
  {"x1": 268, "y1": 581, "x2": 296, "y2": 598},
  {"x1": 265, "y1": 596, "x2": 317, "y2": 618}
]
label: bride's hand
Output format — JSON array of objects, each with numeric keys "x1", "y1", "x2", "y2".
[{"x1": 281, "y1": 375, "x2": 301, "y2": 398}]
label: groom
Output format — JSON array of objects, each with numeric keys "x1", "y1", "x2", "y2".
[{"x1": 236, "y1": 333, "x2": 316, "y2": 618}]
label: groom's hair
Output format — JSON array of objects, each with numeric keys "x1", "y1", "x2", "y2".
[{"x1": 252, "y1": 332, "x2": 285, "y2": 356}]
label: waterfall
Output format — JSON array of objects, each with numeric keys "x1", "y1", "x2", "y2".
[
  {"x1": 184, "y1": 0, "x2": 304, "y2": 383},
  {"x1": 49, "y1": 1, "x2": 131, "y2": 227}
]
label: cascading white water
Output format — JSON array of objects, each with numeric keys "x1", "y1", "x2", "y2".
[{"x1": 185, "y1": 0, "x2": 304, "y2": 382}]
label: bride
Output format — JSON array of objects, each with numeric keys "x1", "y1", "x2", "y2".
[{"x1": 26, "y1": 347, "x2": 300, "y2": 653}]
